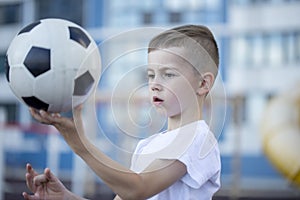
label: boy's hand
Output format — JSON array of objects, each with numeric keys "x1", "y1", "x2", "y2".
[
  {"x1": 23, "y1": 163, "x2": 67, "y2": 200},
  {"x1": 29, "y1": 107, "x2": 77, "y2": 132}
]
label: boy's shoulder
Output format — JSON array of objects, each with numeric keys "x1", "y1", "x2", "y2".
[{"x1": 135, "y1": 120, "x2": 216, "y2": 156}]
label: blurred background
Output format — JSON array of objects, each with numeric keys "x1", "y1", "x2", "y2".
[{"x1": 1, "y1": 0, "x2": 300, "y2": 199}]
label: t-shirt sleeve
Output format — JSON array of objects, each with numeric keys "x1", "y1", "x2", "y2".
[{"x1": 178, "y1": 132, "x2": 221, "y2": 189}]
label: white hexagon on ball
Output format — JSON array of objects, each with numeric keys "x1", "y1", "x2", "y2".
[{"x1": 5, "y1": 18, "x2": 101, "y2": 113}]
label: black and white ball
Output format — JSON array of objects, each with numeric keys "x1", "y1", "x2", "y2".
[{"x1": 5, "y1": 18, "x2": 101, "y2": 113}]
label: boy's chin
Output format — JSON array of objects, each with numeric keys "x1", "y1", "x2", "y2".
[{"x1": 154, "y1": 107, "x2": 168, "y2": 117}]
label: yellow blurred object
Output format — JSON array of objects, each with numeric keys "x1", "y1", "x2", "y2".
[{"x1": 261, "y1": 87, "x2": 300, "y2": 188}]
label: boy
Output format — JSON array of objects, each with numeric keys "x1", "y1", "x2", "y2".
[{"x1": 23, "y1": 24, "x2": 221, "y2": 200}]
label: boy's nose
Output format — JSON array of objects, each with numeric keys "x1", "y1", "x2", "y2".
[
  {"x1": 150, "y1": 81, "x2": 162, "y2": 91},
  {"x1": 149, "y1": 74, "x2": 163, "y2": 91}
]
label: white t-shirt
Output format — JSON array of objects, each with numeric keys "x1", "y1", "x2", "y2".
[{"x1": 130, "y1": 120, "x2": 221, "y2": 200}]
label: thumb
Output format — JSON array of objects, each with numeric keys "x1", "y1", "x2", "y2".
[
  {"x1": 44, "y1": 168, "x2": 66, "y2": 190},
  {"x1": 44, "y1": 168, "x2": 58, "y2": 182}
]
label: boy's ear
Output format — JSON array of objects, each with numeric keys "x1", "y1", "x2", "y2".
[{"x1": 196, "y1": 72, "x2": 215, "y2": 96}]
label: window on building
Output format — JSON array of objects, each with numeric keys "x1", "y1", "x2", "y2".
[
  {"x1": 0, "y1": 53, "x2": 6, "y2": 74},
  {"x1": 0, "y1": 3, "x2": 22, "y2": 25},
  {"x1": 35, "y1": 0, "x2": 83, "y2": 26},
  {"x1": 296, "y1": 31, "x2": 300, "y2": 62},
  {"x1": 0, "y1": 103, "x2": 19, "y2": 124},
  {"x1": 142, "y1": 11, "x2": 153, "y2": 25},
  {"x1": 169, "y1": 11, "x2": 182, "y2": 23},
  {"x1": 282, "y1": 32, "x2": 296, "y2": 64},
  {"x1": 268, "y1": 33, "x2": 283, "y2": 66},
  {"x1": 230, "y1": 35, "x2": 252, "y2": 67},
  {"x1": 252, "y1": 34, "x2": 265, "y2": 66}
]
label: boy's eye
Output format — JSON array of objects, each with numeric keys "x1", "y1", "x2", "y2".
[
  {"x1": 147, "y1": 73, "x2": 155, "y2": 79},
  {"x1": 164, "y1": 73, "x2": 175, "y2": 78}
]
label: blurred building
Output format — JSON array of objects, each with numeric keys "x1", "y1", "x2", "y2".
[{"x1": 0, "y1": 0, "x2": 300, "y2": 199}]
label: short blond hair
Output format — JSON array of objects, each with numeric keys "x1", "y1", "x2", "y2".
[{"x1": 148, "y1": 25, "x2": 219, "y2": 75}]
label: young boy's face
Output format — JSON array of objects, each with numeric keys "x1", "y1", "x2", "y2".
[{"x1": 147, "y1": 47, "x2": 202, "y2": 118}]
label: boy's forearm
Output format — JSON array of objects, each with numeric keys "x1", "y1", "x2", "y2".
[{"x1": 74, "y1": 135, "x2": 143, "y2": 199}]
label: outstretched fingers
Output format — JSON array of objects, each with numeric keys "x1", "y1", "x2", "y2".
[
  {"x1": 29, "y1": 107, "x2": 61, "y2": 125},
  {"x1": 25, "y1": 164, "x2": 54, "y2": 190},
  {"x1": 26, "y1": 163, "x2": 39, "y2": 192}
]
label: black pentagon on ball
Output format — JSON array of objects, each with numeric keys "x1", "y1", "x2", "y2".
[
  {"x1": 24, "y1": 47, "x2": 51, "y2": 77},
  {"x1": 22, "y1": 96, "x2": 49, "y2": 111},
  {"x1": 73, "y1": 71, "x2": 94, "y2": 96},
  {"x1": 68, "y1": 26, "x2": 91, "y2": 48},
  {"x1": 18, "y1": 21, "x2": 41, "y2": 35},
  {"x1": 4, "y1": 55, "x2": 10, "y2": 82}
]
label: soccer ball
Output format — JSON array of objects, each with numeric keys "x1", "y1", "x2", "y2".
[{"x1": 5, "y1": 18, "x2": 101, "y2": 113}]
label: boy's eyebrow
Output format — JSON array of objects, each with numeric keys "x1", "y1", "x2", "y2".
[
  {"x1": 147, "y1": 65, "x2": 178, "y2": 71},
  {"x1": 146, "y1": 68, "x2": 154, "y2": 72}
]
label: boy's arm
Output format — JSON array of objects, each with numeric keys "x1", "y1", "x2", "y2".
[
  {"x1": 30, "y1": 107, "x2": 187, "y2": 200},
  {"x1": 77, "y1": 137, "x2": 187, "y2": 199}
]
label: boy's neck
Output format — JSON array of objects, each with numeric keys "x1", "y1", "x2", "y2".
[
  {"x1": 167, "y1": 97, "x2": 204, "y2": 131},
  {"x1": 167, "y1": 112, "x2": 202, "y2": 131}
]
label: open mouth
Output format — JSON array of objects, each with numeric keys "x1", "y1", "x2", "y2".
[{"x1": 153, "y1": 96, "x2": 164, "y2": 103}]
